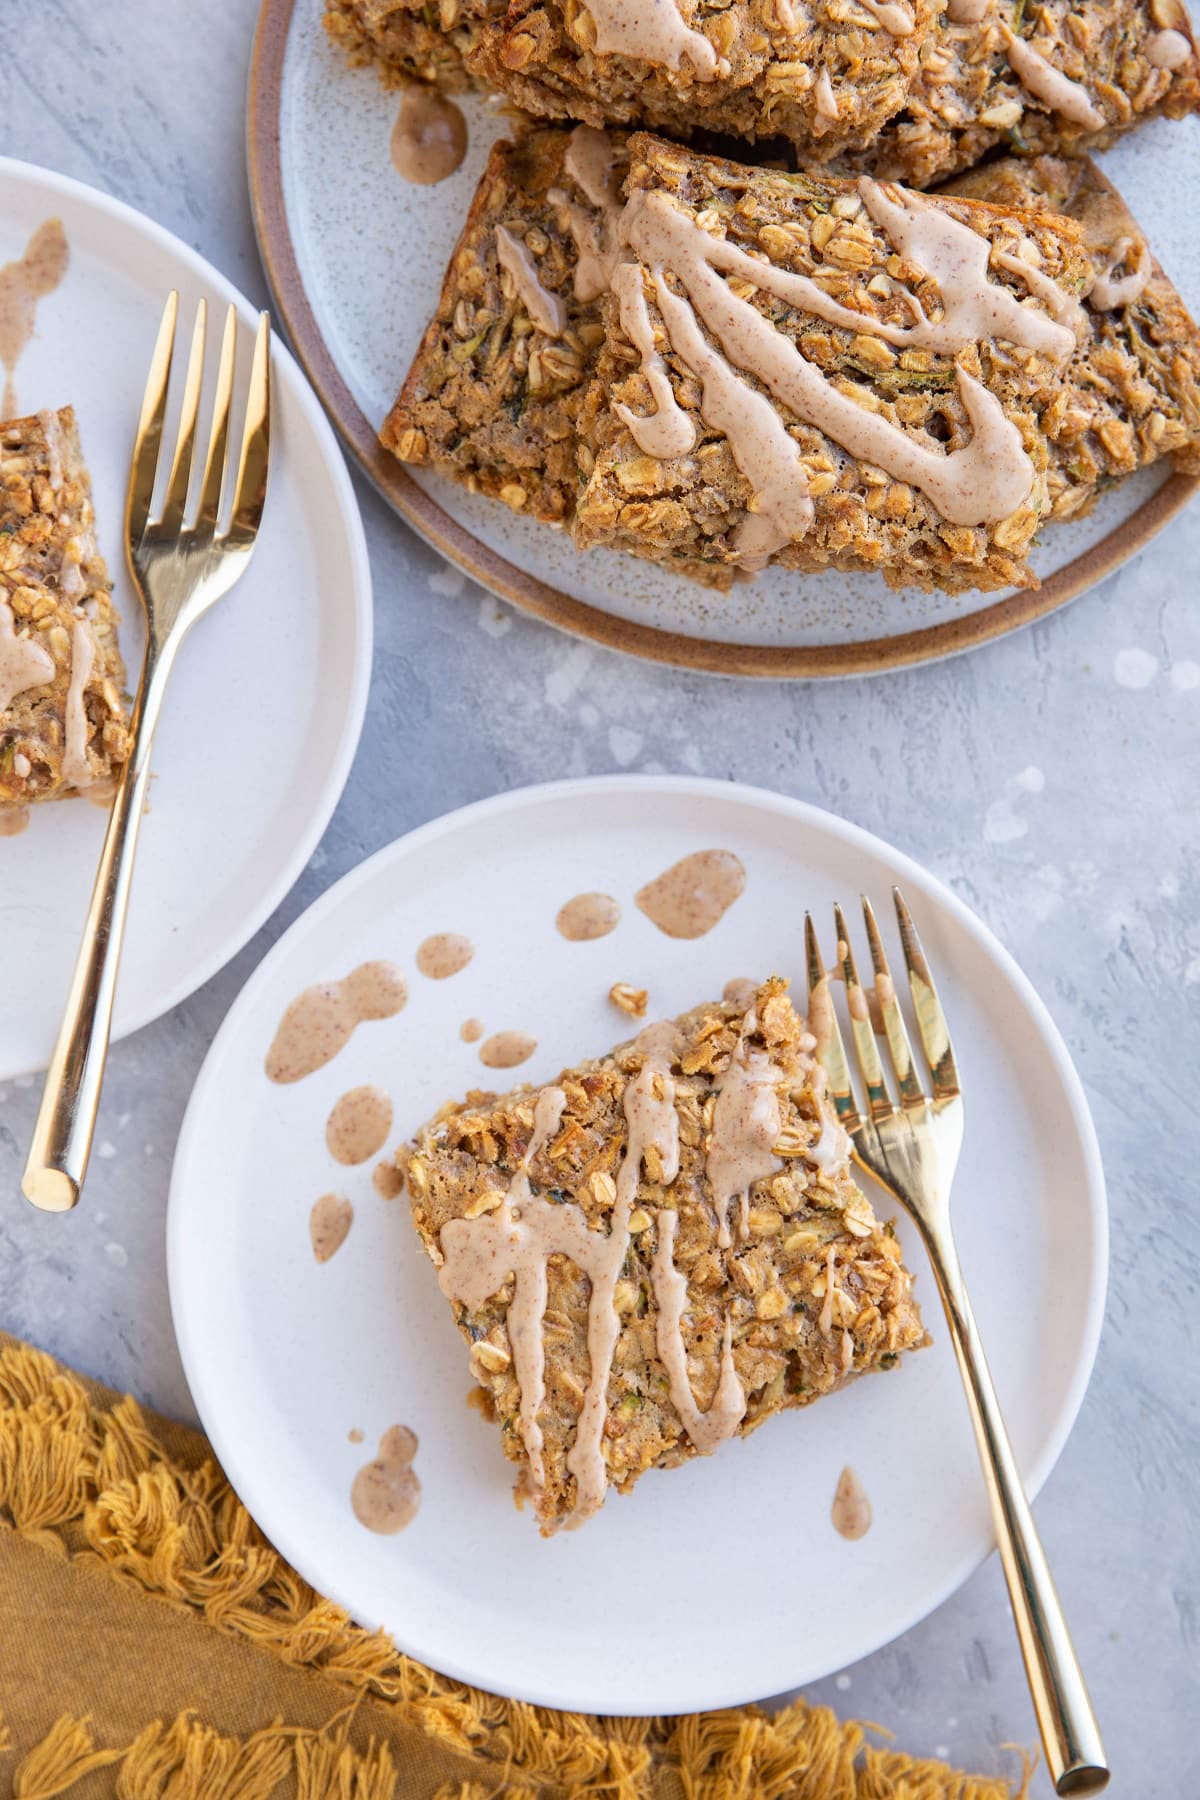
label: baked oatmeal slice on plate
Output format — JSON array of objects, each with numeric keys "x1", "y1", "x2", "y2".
[
  {"x1": 847, "y1": 0, "x2": 1200, "y2": 190},
  {"x1": 573, "y1": 136, "x2": 1093, "y2": 592},
  {"x1": 0, "y1": 407, "x2": 130, "y2": 811},
  {"x1": 401, "y1": 977, "x2": 928, "y2": 1534},
  {"x1": 468, "y1": 0, "x2": 942, "y2": 165}
]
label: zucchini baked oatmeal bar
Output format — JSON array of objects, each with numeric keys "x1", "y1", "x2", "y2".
[
  {"x1": 1, "y1": 408, "x2": 130, "y2": 811},
  {"x1": 573, "y1": 135, "x2": 1095, "y2": 591},
  {"x1": 400, "y1": 978, "x2": 928, "y2": 1533},
  {"x1": 328, "y1": 0, "x2": 941, "y2": 161},
  {"x1": 469, "y1": 0, "x2": 940, "y2": 164},
  {"x1": 850, "y1": 0, "x2": 1200, "y2": 190},
  {"x1": 386, "y1": 126, "x2": 1200, "y2": 590}
]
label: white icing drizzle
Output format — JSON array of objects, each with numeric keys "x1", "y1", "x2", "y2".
[
  {"x1": 37, "y1": 409, "x2": 64, "y2": 489},
  {"x1": 946, "y1": 0, "x2": 988, "y2": 18},
  {"x1": 0, "y1": 600, "x2": 54, "y2": 712},
  {"x1": 813, "y1": 69, "x2": 839, "y2": 122},
  {"x1": 438, "y1": 1022, "x2": 683, "y2": 1527},
  {"x1": 651, "y1": 1209, "x2": 746, "y2": 1451},
  {"x1": 495, "y1": 226, "x2": 566, "y2": 337},
  {"x1": 551, "y1": 127, "x2": 624, "y2": 303},
  {"x1": 991, "y1": 247, "x2": 1090, "y2": 344},
  {"x1": 648, "y1": 272, "x2": 814, "y2": 568},
  {"x1": 61, "y1": 620, "x2": 94, "y2": 790},
  {"x1": 1088, "y1": 236, "x2": 1152, "y2": 310},
  {"x1": 1000, "y1": 26, "x2": 1106, "y2": 129},
  {"x1": 621, "y1": 180, "x2": 1076, "y2": 359},
  {"x1": 856, "y1": 181, "x2": 1077, "y2": 358},
  {"x1": 1146, "y1": 27, "x2": 1193, "y2": 68},
  {"x1": 582, "y1": 0, "x2": 722, "y2": 77},
  {"x1": 706, "y1": 1040, "x2": 785, "y2": 1248},
  {"x1": 810, "y1": 1106, "x2": 852, "y2": 1174},
  {"x1": 619, "y1": 188, "x2": 1037, "y2": 541},
  {"x1": 612, "y1": 263, "x2": 697, "y2": 458},
  {"x1": 564, "y1": 123, "x2": 622, "y2": 210},
  {"x1": 854, "y1": 0, "x2": 915, "y2": 33},
  {"x1": 564, "y1": 1021, "x2": 682, "y2": 1523}
]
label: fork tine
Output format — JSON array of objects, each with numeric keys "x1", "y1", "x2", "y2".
[
  {"x1": 157, "y1": 300, "x2": 207, "y2": 534},
  {"x1": 804, "y1": 912, "x2": 863, "y2": 1135},
  {"x1": 126, "y1": 291, "x2": 178, "y2": 545},
  {"x1": 833, "y1": 902, "x2": 894, "y2": 1122},
  {"x1": 862, "y1": 896, "x2": 925, "y2": 1111},
  {"x1": 195, "y1": 304, "x2": 237, "y2": 534},
  {"x1": 893, "y1": 888, "x2": 961, "y2": 1100},
  {"x1": 223, "y1": 312, "x2": 271, "y2": 545}
]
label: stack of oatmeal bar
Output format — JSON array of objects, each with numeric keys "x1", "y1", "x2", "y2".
[{"x1": 329, "y1": 0, "x2": 1200, "y2": 594}]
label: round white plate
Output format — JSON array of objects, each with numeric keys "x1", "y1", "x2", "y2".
[
  {"x1": 169, "y1": 776, "x2": 1107, "y2": 1715},
  {"x1": 0, "y1": 156, "x2": 372, "y2": 1080},
  {"x1": 250, "y1": 0, "x2": 1200, "y2": 674}
]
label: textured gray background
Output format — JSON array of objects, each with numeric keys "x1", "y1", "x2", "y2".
[{"x1": 3, "y1": 1, "x2": 1198, "y2": 1791}]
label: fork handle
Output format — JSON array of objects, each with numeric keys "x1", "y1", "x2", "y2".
[
  {"x1": 924, "y1": 1223, "x2": 1109, "y2": 1795},
  {"x1": 22, "y1": 642, "x2": 177, "y2": 1212}
]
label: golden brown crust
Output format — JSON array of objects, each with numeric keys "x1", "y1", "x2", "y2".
[
  {"x1": 573, "y1": 137, "x2": 1091, "y2": 593},
  {"x1": 403, "y1": 979, "x2": 928, "y2": 1533},
  {"x1": 468, "y1": 0, "x2": 941, "y2": 162},
  {"x1": 850, "y1": 0, "x2": 1200, "y2": 189},
  {"x1": 0, "y1": 408, "x2": 130, "y2": 808}
]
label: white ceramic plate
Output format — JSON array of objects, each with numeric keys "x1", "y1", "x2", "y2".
[
  {"x1": 0, "y1": 157, "x2": 372, "y2": 1080},
  {"x1": 250, "y1": 0, "x2": 1200, "y2": 673},
  {"x1": 169, "y1": 775, "x2": 1107, "y2": 1714}
]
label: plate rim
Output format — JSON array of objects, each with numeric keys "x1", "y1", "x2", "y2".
[
  {"x1": 247, "y1": 0, "x2": 1199, "y2": 681},
  {"x1": 167, "y1": 772, "x2": 1109, "y2": 1713},
  {"x1": 0, "y1": 152, "x2": 374, "y2": 1079}
]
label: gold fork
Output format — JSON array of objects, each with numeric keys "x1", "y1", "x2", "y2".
[
  {"x1": 805, "y1": 892, "x2": 1108, "y2": 1797},
  {"x1": 22, "y1": 294, "x2": 270, "y2": 1213}
]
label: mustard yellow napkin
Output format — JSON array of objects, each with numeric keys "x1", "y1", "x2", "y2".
[{"x1": 0, "y1": 1329, "x2": 1027, "y2": 1799}]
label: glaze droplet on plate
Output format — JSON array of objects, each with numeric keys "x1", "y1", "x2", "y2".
[
  {"x1": 310, "y1": 1193, "x2": 353, "y2": 1262},
  {"x1": 0, "y1": 218, "x2": 70, "y2": 416},
  {"x1": 390, "y1": 87, "x2": 467, "y2": 185},
  {"x1": 326, "y1": 1085, "x2": 394, "y2": 1165},
  {"x1": 0, "y1": 807, "x2": 30, "y2": 838},
  {"x1": 479, "y1": 1030, "x2": 537, "y2": 1069},
  {"x1": 351, "y1": 1425, "x2": 421, "y2": 1534},
  {"x1": 265, "y1": 962, "x2": 407, "y2": 1083},
  {"x1": 556, "y1": 892, "x2": 621, "y2": 941},
  {"x1": 635, "y1": 850, "x2": 746, "y2": 939},
  {"x1": 831, "y1": 1465, "x2": 872, "y2": 1540},
  {"x1": 416, "y1": 932, "x2": 474, "y2": 979},
  {"x1": 373, "y1": 1158, "x2": 405, "y2": 1200},
  {"x1": 460, "y1": 1017, "x2": 484, "y2": 1042}
]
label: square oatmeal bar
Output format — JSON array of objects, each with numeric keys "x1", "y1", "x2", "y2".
[
  {"x1": 573, "y1": 137, "x2": 1094, "y2": 592},
  {"x1": 401, "y1": 978, "x2": 928, "y2": 1534}
]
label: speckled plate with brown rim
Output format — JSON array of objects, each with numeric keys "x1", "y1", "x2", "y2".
[{"x1": 248, "y1": 0, "x2": 1200, "y2": 677}]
